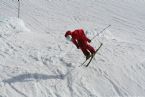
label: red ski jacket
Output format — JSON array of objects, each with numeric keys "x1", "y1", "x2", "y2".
[{"x1": 71, "y1": 29, "x2": 91, "y2": 48}]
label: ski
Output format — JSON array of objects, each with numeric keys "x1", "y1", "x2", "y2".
[
  {"x1": 85, "y1": 43, "x2": 103, "y2": 67},
  {"x1": 79, "y1": 57, "x2": 91, "y2": 67}
]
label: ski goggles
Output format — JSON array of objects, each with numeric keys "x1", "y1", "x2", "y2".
[{"x1": 66, "y1": 36, "x2": 72, "y2": 41}]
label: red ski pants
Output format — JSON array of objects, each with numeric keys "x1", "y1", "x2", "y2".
[{"x1": 80, "y1": 44, "x2": 95, "y2": 57}]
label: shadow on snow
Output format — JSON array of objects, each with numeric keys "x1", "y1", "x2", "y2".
[{"x1": 2, "y1": 73, "x2": 65, "y2": 84}]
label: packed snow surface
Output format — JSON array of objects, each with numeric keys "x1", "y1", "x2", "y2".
[{"x1": 0, "y1": 0, "x2": 145, "y2": 97}]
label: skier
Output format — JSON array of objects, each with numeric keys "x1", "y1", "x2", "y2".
[{"x1": 65, "y1": 29, "x2": 96, "y2": 60}]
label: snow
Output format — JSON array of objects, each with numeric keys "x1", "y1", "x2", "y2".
[{"x1": 0, "y1": 0, "x2": 145, "y2": 97}]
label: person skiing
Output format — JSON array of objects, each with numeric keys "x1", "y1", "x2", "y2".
[{"x1": 65, "y1": 29, "x2": 96, "y2": 60}]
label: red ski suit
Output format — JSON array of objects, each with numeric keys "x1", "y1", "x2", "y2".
[{"x1": 70, "y1": 29, "x2": 95, "y2": 57}]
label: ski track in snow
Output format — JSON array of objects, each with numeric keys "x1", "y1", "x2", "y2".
[{"x1": 0, "y1": 0, "x2": 145, "y2": 97}]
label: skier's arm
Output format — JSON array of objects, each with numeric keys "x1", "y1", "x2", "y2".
[
  {"x1": 72, "y1": 39, "x2": 79, "y2": 49},
  {"x1": 82, "y1": 31, "x2": 91, "y2": 43},
  {"x1": 86, "y1": 37, "x2": 91, "y2": 43}
]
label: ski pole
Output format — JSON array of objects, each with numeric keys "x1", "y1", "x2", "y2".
[
  {"x1": 18, "y1": 0, "x2": 20, "y2": 18},
  {"x1": 91, "y1": 25, "x2": 111, "y2": 41}
]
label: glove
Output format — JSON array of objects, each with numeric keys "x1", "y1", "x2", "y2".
[
  {"x1": 88, "y1": 39, "x2": 91, "y2": 43},
  {"x1": 77, "y1": 45, "x2": 80, "y2": 49}
]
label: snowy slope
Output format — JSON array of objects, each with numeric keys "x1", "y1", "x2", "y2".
[{"x1": 0, "y1": 0, "x2": 145, "y2": 97}]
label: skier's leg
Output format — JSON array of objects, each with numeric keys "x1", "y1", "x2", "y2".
[
  {"x1": 80, "y1": 47, "x2": 91, "y2": 60},
  {"x1": 86, "y1": 44, "x2": 95, "y2": 55}
]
